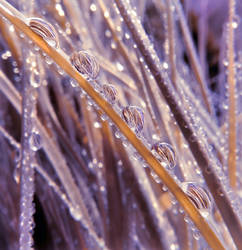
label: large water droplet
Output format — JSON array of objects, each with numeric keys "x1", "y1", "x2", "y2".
[
  {"x1": 181, "y1": 182, "x2": 212, "y2": 218},
  {"x1": 28, "y1": 17, "x2": 59, "y2": 49},
  {"x1": 70, "y1": 50, "x2": 99, "y2": 80},
  {"x1": 122, "y1": 106, "x2": 144, "y2": 134},
  {"x1": 102, "y1": 84, "x2": 118, "y2": 104},
  {"x1": 151, "y1": 142, "x2": 176, "y2": 169}
]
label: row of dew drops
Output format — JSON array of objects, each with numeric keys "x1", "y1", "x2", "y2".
[{"x1": 15, "y1": 15, "x2": 214, "y2": 240}]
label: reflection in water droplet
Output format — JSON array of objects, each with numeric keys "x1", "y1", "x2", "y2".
[
  {"x1": 151, "y1": 142, "x2": 176, "y2": 169},
  {"x1": 29, "y1": 131, "x2": 42, "y2": 151}
]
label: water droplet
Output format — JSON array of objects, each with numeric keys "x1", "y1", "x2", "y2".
[
  {"x1": 151, "y1": 142, "x2": 176, "y2": 169},
  {"x1": 28, "y1": 17, "x2": 59, "y2": 49},
  {"x1": 90, "y1": 3, "x2": 97, "y2": 12},
  {"x1": 93, "y1": 122, "x2": 101, "y2": 128},
  {"x1": 132, "y1": 152, "x2": 141, "y2": 161},
  {"x1": 29, "y1": 131, "x2": 42, "y2": 151},
  {"x1": 232, "y1": 15, "x2": 240, "y2": 29},
  {"x1": 181, "y1": 182, "x2": 212, "y2": 218},
  {"x1": 104, "y1": 11, "x2": 109, "y2": 18},
  {"x1": 105, "y1": 29, "x2": 111, "y2": 38},
  {"x1": 57, "y1": 66, "x2": 65, "y2": 75},
  {"x1": 125, "y1": 33, "x2": 130, "y2": 39},
  {"x1": 14, "y1": 149, "x2": 21, "y2": 163},
  {"x1": 100, "y1": 113, "x2": 108, "y2": 121},
  {"x1": 102, "y1": 84, "x2": 118, "y2": 104},
  {"x1": 122, "y1": 139, "x2": 129, "y2": 148},
  {"x1": 111, "y1": 41, "x2": 117, "y2": 49},
  {"x1": 45, "y1": 56, "x2": 53, "y2": 65},
  {"x1": 30, "y1": 71, "x2": 41, "y2": 88},
  {"x1": 69, "y1": 206, "x2": 82, "y2": 221},
  {"x1": 70, "y1": 51, "x2": 99, "y2": 80},
  {"x1": 184, "y1": 216, "x2": 190, "y2": 223},
  {"x1": 116, "y1": 62, "x2": 124, "y2": 72},
  {"x1": 70, "y1": 79, "x2": 79, "y2": 88},
  {"x1": 115, "y1": 130, "x2": 122, "y2": 139},
  {"x1": 193, "y1": 231, "x2": 200, "y2": 240},
  {"x1": 122, "y1": 106, "x2": 144, "y2": 134},
  {"x1": 13, "y1": 165, "x2": 21, "y2": 184}
]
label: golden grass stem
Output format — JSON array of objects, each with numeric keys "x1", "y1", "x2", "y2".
[{"x1": 0, "y1": 1, "x2": 225, "y2": 249}]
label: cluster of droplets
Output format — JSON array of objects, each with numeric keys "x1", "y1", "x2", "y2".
[{"x1": 24, "y1": 10, "x2": 223, "y2": 248}]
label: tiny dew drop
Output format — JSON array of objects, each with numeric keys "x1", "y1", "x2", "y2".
[
  {"x1": 69, "y1": 206, "x2": 82, "y2": 221},
  {"x1": 13, "y1": 165, "x2": 21, "y2": 184},
  {"x1": 45, "y1": 56, "x2": 53, "y2": 65},
  {"x1": 14, "y1": 149, "x2": 21, "y2": 163},
  {"x1": 30, "y1": 71, "x2": 41, "y2": 88},
  {"x1": 122, "y1": 139, "x2": 129, "y2": 148},
  {"x1": 111, "y1": 41, "x2": 117, "y2": 49},
  {"x1": 100, "y1": 113, "x2": 108, "y2": 121},
  {"x1": 115, "y1": 130, "x2": 122, "y2": 139},
  {"x1": 193, "y1": 231, "x2": 200, "y2": 240},
  {"x1": 29, "y1": 131, "x2": 42, "y2": 151},
  {"x1": 70, "y1": 79, "x2": 79, "y2": 88}
]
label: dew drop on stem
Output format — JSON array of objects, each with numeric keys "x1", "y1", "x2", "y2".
[
  {"x1": 181, "y1": 182, "x2": 212, "y2": 218},
  {"x1": 102, "y1": 84, "x2": 118, "y2": 104},
  {"x1": 69, "y1": 206, "x2": 82, "y2": 221},
  {"x1": 30, "y1": 71, "x2": 41, "y2": 88},
  {"x1": 151, "y1": 142, "x2": 176, "y2": 169},
  {"x1": 13, "y1": 165, "x2": 21, "y2": 184},
  {"x1": 122, "y1": 106, "x2": 144, "y2": 134},
  {"x1": 70, "y1": 50, "x2": 99, "y2": 80},
  {"x1": 29, "y1": 131, "x2": 42, "y2": 151},
  {"x1": 28, "y1": 17, "x2": 59, "y2": 49}
]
